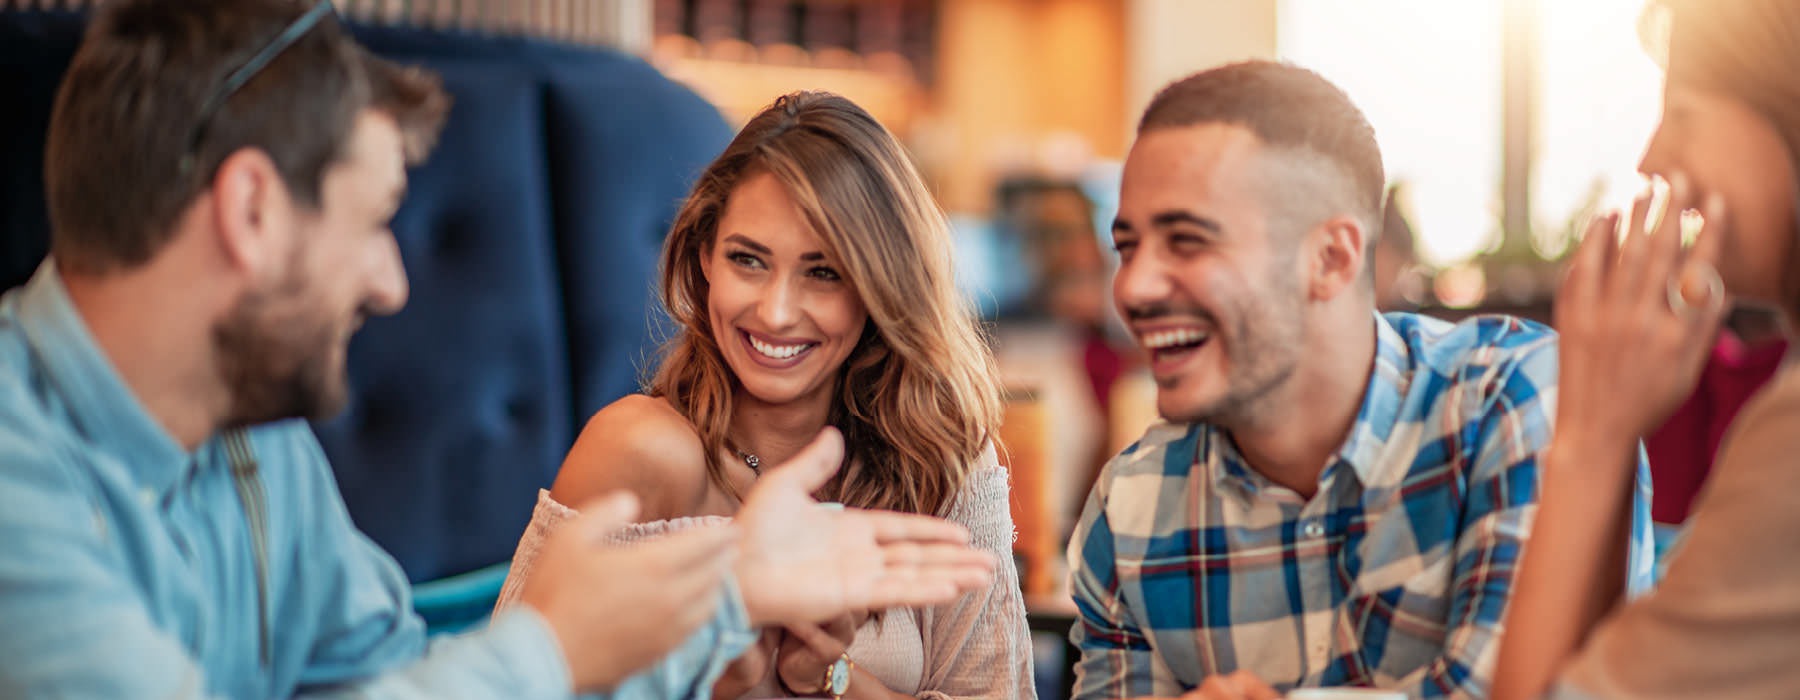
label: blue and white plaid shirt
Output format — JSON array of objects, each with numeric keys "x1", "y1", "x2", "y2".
[{"x1": 1068, "y1": 312, "x2": 1655, "y2": 699}]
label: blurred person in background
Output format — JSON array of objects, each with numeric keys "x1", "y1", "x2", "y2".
[
  {"x1": 499, "y1": 91, "x2": 1035, "y2": 700},
  {"x1": 1495, "y1": 1, "x2": 1800, "y2": 697},
  {"x1": 1067, "y1": 60, "x2": 1655, "y2": 700},
  {"x1": 995, "y1": 176, "x2": 1130, "y2": 415},
  {"x1": 990, "y1": 175, "x2": 1136, "y2": 532}
]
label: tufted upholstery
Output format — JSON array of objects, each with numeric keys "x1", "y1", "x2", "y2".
[{"x1": 0, "y1": 12, "x2": 733, "y2": 582}]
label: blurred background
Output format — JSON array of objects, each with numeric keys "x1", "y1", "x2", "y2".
[
  {"x1": 0, "y1": 1, "x2": 1699, "y2": 697},
  {"x1": 631, "y1": 0, "x2": 1662, "y2": 312}
]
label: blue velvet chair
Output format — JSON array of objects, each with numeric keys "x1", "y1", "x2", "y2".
[{"x1": 0, "y1": 12, "x2": 734, "y2": 631}]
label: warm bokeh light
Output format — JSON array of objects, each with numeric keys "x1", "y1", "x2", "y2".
[{"x1": 1434, "y1": 263, "x2": 1490, "y2": 309}]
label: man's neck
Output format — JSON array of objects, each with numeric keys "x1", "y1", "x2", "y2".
[
  {"x1": 61, "y1": 261, "x2": 229, "y2": 452},
  {"x1": 1225, "y1": 310, "x2": 1378, "y2": 500}
]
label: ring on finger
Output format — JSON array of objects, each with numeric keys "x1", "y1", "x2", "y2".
[{"x1": 1667, "y1": 261, "x2": 1725, "y2": 316}]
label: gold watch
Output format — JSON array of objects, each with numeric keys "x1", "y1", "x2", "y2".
[{"x1": 821, "y1": 652, "x2": 853, "y2": 699}]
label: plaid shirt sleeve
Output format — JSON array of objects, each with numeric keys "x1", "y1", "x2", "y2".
[
  {"x1": 1396, "y1": 338, "x2": 1550, "y2": 698},
  {"x1": 1395, "y1": 335, "x2": 1656, "y2": 699},
  {"x1": 1067, "y1": 467, "x2": 1178, "y2": 700}
]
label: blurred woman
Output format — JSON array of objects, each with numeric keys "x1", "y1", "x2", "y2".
[
  {"x1": 499, "y1": 91, "x2": 1033, "y2": 699},
  {"x1": 1494, "y1": 1, "x2": 1800, "y2": 697}
]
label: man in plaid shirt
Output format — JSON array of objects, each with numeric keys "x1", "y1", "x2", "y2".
[{"x1": 1068, "y1": 61, "x2": 1654, "y2": 699}]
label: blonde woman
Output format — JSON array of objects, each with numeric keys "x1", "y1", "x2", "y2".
[{"x1": 499, "y1": 91, "x2": 1033, "y2": 700}]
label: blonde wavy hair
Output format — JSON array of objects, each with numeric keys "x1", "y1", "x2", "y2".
[{"x1": 648, "y1": 91, "x2": 1003, "y2": 517}]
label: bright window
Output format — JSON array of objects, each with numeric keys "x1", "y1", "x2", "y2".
[{"x1": 1277, "y1": 0, "x2": 1661, "y2": 267}]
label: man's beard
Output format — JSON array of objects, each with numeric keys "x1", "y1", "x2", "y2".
[
  {"x1": 212, "y1": 275, "x2": 349, "y2": 429},
  {"x1": 1143, "y1": 275, "x2": 1306, "y2": 428},
  {"x1": 1193, "y1": 308, "x2": 1301, "y2": 427}
]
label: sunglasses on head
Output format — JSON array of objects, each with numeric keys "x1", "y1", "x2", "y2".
[{"x1": 181, "y1": 0, "x2": 340, "y2": 174}]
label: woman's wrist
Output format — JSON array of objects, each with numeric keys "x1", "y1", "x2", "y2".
[{"x1": 1545, "y1": 431, "x2": 1638, "y2": 479}]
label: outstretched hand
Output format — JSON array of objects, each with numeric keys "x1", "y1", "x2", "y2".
[{"x1": 733, "y1": 427, "x2": 996, "y2": 627}]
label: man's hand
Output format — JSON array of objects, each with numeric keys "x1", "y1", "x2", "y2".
[
  {"x1": 1174, "y1": 671, "x2": 1281, "y2": 700},
  {"x1": 516, "y1": 492, "x2": 740, "y2": 692},
  {"x1": 733, "y1": 428, "x2": 996, "y2": 626}
]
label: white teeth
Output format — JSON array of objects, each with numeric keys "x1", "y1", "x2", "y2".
[
  {"x1": 749, "y1": 335, "x2": 811, "y2": 360},
  {"x1": 1141, "y1": 328, "x2": 1209, "y2": 350}
]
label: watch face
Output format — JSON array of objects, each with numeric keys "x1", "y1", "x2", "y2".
[{"x1": 828, "y1": 658, "x2": 851, "y2": 695}]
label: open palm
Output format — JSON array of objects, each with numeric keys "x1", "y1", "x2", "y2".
[{"x1": 732, "y1": 428, "x2": 996, "y2": 626}]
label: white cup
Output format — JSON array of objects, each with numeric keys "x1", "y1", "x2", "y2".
[{"x1": 1286, "y1": 690, "x2": 1407, "y2": 700}]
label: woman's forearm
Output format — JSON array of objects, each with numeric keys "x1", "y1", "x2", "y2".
[{"x1": 1491, "y1": 436, "x2": 1640, "y2": 700}]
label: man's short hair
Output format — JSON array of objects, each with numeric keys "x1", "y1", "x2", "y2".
[
  {"x1": 45, "y1": 0, "x2": 450, "y2": 274},
  {"x1": 1139, "y1": 60, "x2": 1385, "y2": 239}
]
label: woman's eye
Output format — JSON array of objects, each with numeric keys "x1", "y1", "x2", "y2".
[
  {"x1": 808, "y1": 266, "x2": 842, "y2": 282},
  {"x1": 728, "y1": 252, "x2": 766, "y2": 270}
]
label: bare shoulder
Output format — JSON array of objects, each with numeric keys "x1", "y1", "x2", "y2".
[{"x1": 548, "y1": 394, "x2": 711, "y2": 521}]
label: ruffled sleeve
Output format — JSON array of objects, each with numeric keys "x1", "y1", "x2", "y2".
[
  {"x1": 915, "y1": 452, "x2": 1039, "y2": 699},
  {"x1": 493, "y1": 489, "x2": 732, "y2": 612}
]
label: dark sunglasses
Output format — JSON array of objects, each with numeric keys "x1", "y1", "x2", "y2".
[{"x1": 180, "y1": 0, "x2": 340, "y2": 174}]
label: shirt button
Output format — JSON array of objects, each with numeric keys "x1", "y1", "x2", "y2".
[
  {"x1": 139, "y1": 488, "x2": 157, "y2": 507},
  {"x1": 1303, "y1": 522, "x2": 1324, "y2": 538}
]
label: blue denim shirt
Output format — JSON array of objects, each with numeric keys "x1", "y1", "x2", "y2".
[{"x1": 0, "y1": 263, "x2": 754, "y2": 698}]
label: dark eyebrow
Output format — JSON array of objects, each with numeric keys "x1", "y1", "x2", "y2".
[
  {"x1": 1150, "y1": 210, "x2": 1223, "y2": 232},
  {"x1": 721, "y1": 233, "x2": 772, "y2": 255},
  {"x1": 800, "y1": 252, "x2": 826, "y2": 262},
  {"x1": 1112, "y1": 210, "x2": 1223, "y2": 235}
]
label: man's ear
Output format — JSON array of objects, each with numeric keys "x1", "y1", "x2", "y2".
[
  {"x1": 209, "y1": 147, "x2": 292, "y2": 278},
  {"x1": 1305, "y1": 214, "x2": 1369, "y2": 302}
]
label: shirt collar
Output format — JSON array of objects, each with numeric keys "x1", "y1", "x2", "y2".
[
  {"x1": 16, "y1": 262, "x2": 194, "y2": 496},
  {"x1": 1335, "y1": 312, "x2": 1413, "y2": 485},
  {"x1": 1203, "y1": 311, "x2": 1413, "y2": 493}
]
